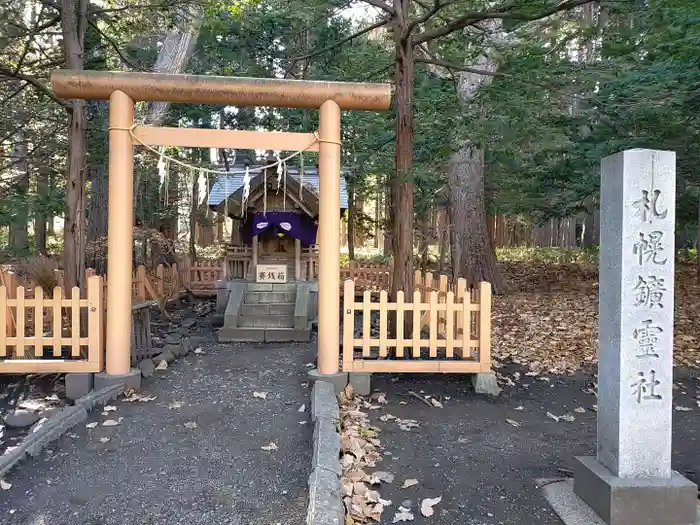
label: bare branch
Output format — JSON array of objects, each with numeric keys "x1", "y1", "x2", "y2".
[
  {"x1": 406, "y1": 0, "x2": 444, "y2": 36},
  {"x1": 91, "y1": 0, "x2": 188, "y2": 14},
  {"x1": 0, "y1": 67, "x2": 70, "y2": 109},
  {"x1": 0, "y1": 83, "x2": 29, "y2": 105},
  {"x1": 414, "y1": 0, "x2": 593, "y2": 45},
  {"x1": 289, "y1": 17, "x2": 390, "y2": 62},
  {"x1": 362, "y1": 0, "x2": 396, "y2": 15},
  {"x1": 88, "y1": 20, "x2": 146, "y2": 71}
]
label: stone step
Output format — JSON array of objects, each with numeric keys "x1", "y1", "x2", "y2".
[
  {"x1": 247, "y1": 283, "x2": 297, "y2": 293},
  {"x1": 245, "y1": 291, "x2": 296, "y2": 304},
  {"x1": 218, "y1": 326, "x2": 310, "y2": 343},
  {"x1": 241, "y1": 303, "x2": 295, "y2": 316},
  {"x1": 264, "y1": 327, "x2": 311, "y2": 342},
  {"x1": 239, "y1": 314, "x2": 294, "y2": 328},
  {"x1": 218, "y1": 326, "x2": 266, "y2": 342}
]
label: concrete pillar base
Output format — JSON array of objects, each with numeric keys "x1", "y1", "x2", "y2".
[
  {"x1": 308, "y1": 369, "x2": 348, "y2": 394},
  {"x1": 94, "y1": 369, "x2": 141, "y2": 392},
  {"x1": 65, "y1": 373, "x2": 94, "y2": 401},
  {"x1": 472, "y1": 372, "x2": 502, "y2": 396},
  {"x1": 348, "y1": 372, "x2": 372, "y2": 396},
  {"x1": 573, "y1": 456, "x2": 697, "y2": 525}
]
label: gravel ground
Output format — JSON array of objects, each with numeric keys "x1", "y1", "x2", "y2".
[
  {"x1": 0, "y1": 337, "x2": 316, "y2": 525},
  {"x1": 367, "y1": 366, "x2": 700, "y2": 525}
]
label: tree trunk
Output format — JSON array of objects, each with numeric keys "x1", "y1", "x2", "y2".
[
  {"x1": 438, "y1": 209, "x2": 448, "y2": 273},
  {"x1": 419, "y1": 218, "x2": 429, "y2": 272},
  {"x1": 189, "y1": 171, "x2": 198, "y2": 262},
  {"x1": 86, "y1": 165, "x2": 108, "y2": 272},
  {"x1": 448, "y1": 145, "x2": 506, "y2": 292},
  {"x1": 347, "y1": 182, "x2": 356, "y2": 261},
  {"x1": 447, "y1": 22, "x2": 507, "y2": 293},
  {"x1": 696, "y1": 190, "x2": 700, "y2": 285},
  {"x1": 146, "y1": 5, "x2": 202, "y2": 126},
  {"x1": 390, "y1": 29, "x2": 414, "y2": 299},
  {"x1": 9, "y1": 133, "x2": 29, "y2": 253},
  {"x1": 47, "y1": 170, "x2": 55, "y2": 236},
  {"x1": 35, "y1": 167, "x2": 49, "y2": 255},
  {"x1": 61, "y1": 0, "x2": 88, "y2": 290},
  {"x1": 383, "y1": 186, "x2": 392, "y2": 255}
]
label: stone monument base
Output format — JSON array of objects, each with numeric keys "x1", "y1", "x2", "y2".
[{"x1": 573, "y1": 456, "x2": 697, "y2": 525}]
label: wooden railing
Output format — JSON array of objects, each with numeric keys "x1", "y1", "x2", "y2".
[
  {"x1": 183, "y1": 260, "x2": 222, "y2": 296},
  {"x1": 342, "y1": 274, "x2": 491, "y2": 374},
  {"x1": 224, "y1": 246, "x2": 252, "y2": 280},
  {"x1": 300, "y1": 245, "x2": 320, "y2": 281},
  {"x1": 340, "y1": 261, "x2": 393, "y2": 294},
  {"x1": 0, "y1": 275, "x2": 105, "y2": 373}
]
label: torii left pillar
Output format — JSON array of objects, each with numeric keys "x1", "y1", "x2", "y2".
[{"x1": 94, "y1": 89, "x2": 142, "y2": 391}]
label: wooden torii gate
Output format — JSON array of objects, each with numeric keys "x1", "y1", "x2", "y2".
[{"x1": 51, "y1": 70, "x2": 391, "y2": 384}]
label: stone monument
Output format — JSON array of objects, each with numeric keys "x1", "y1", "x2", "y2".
[{"x1": 574, "y1": 149, "x2": 697, "y2": 525}]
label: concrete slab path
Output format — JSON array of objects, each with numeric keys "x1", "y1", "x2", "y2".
[{"x1": 0, "y1": 338, "x2": 316, "y2": 525}]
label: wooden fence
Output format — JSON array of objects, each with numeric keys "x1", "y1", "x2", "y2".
[
  {"x1": 87, "y1": 261, "x2": 219, "y2": 304},
  {"x1": 224, "y1": 246, "x2": 252, "y2": 280},
  {"x1": 340, "y1": 261, "x2": 393, "y2": 294},
  {"x1": 342, "y1": 273, "x2": 491, "y2": 374},
  {"x1": 183, "y1": 261, "x2": 221, "y2": 296},
  {"x1": 0, "y1": 275, "x2": 105, "y2": 373}
]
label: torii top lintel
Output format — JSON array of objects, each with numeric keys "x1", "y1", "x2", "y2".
[{"x1": 51, "y1": 70, "x2": 392, "y2": 111}]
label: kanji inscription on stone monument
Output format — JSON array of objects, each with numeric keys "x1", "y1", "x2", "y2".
[
  {"x1": 596, "y1": 149, "x2": 675, "y2": 479},
  {"x1": 571, "y1": 150, "x2": 696, "y2": 525}
]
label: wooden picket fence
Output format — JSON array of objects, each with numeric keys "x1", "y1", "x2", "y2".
[
  {"x1": 340, "y1": 261, "x2": 393, "y2": 294},
  {"x1": 342, "y1": 272, "x2": 491, "y2": 374},
  {"x1": 0, "y1": 275, "x2": 105, "y2": 373},
  {"x1": 88, "y1": 261, "x2": 221, "y2": 304}
]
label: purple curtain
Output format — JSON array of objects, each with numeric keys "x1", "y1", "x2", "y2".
[{"x1": 243, "y1": 212, "x2": 317, "y2": 246}]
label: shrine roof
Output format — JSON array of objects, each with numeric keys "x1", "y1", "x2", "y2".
[{"x1": 208, "y1": 164, "x2": 348, "y2": 210}]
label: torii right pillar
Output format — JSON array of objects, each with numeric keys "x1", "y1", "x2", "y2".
[{"x1": 311, "y1": 99, "x2": 347, "y2": 392}]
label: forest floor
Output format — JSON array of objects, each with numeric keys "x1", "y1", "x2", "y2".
[{"x1": 492, "y1": 258, "x2": 700, "y2": 375}]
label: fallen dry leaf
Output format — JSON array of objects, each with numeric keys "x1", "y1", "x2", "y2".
[
  {"x1": 379, "y1": 414, "x2": 396, "y2": 422},
  {"x1": 102, "y1": 419, "x2": 120, "y2": 427},
  {"x1": 430, "y1": 398, "x2": 443, "y2": 408},
  {"x1": 155, "y1": 360, "x2": 168, "y2": 370},
  {"x1": 574, "y1": 407, "x2": 586, "y2": 413},
  {"x1": 371, "y1": 471, "x2": 394, "y2": 484},
  {"x1": 420, "y1": 496, "x2": 442, "y2": 517},
  {"x1": 514, "y1": 405, "x2": 525, "y2": 411},
  {"x1": 505, "y1": 418, "x2": 521, "y2": 427},
  {"x1": 124, "y1": 393, "x2": 156, "y2": 403},
  {"x1": 546, "y1": 412, "x2": 560, "y2": 423},
  {"x1": 261, "y1": 442, "x2": 278, "y2": 451},
  {"x1": 253, "y1": 391, "x2": 268, "y2": 400},
  {"x1": 397, "y1": 419, "x2": 420, "y2": 431},
  {"x1": 401, "y1": 479, "x2": 419, "y2": 489},
  {"x1": 675, "y1": 406, "x2": 693, "y2": 412},
  {"x1": 393, "y1": 509, "x2": 415, "y2": 523},
  {"x1": 0, "y1": 479, "x2": 11, "y2": 490}
]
